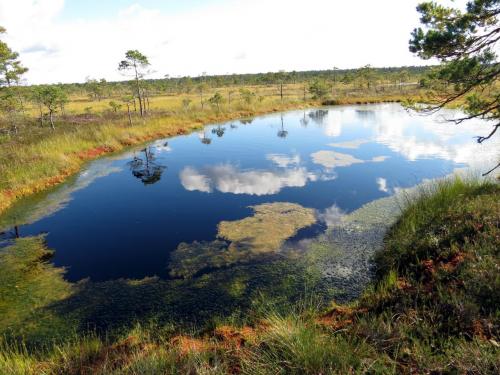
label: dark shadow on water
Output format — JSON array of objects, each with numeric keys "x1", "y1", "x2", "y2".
[
  {"x1": 46, "y1": 256, "x2": 332, "y2": 337},
  {"x1": 285, "y1": 221, "x2": 327, "y2": 245}
]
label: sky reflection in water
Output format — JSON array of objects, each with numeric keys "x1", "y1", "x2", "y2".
[{"x1": 2, "y1": 103, "x2": 498, "y2": 281}]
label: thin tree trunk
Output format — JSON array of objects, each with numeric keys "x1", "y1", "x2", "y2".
[
  {"x1": 134, "y1": 64, "x2": 144, "y2": 117},
  {"x1": 39, "y1": 105, "x2": 44, "y2": 127},
  {"x1": 49, "y1": 111, "x2": 55, "y2": 130},
  {"x1": 127, "y1": 104, "x2": 132, "y2": 126}
]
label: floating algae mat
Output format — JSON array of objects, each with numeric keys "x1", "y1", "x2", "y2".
[
  {"x1": 1, "y1": 104, "x2": 498, "y2": 329},
  {"x1": 170, "y1": 202, "x2": 317, "y2": 277}
]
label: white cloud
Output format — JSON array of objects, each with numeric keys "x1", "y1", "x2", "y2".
[
  {"x1": 316, "y1": 204, "x2": 345, "y2": 227},
  {"x1": 179, "y1": 164, "x2": 325, "y2": 195},
  {"x1": 371, "y1": 156, "x2": 389, "y2": 162},
  {"x1": 180, "y1": 166, "x2": 212, "y2": 193},
  {"x1": 376, "y1": 177, "x2": 389, "y2": 193},
  {"x1": 371, "y1": 105, "x2": 500, "y2": 171},
  {"x1": 329, "y1": 139, "x2": 370, "y2": 149},
  {"x1": 311, "y1": 150, "x2": 364, "y2": 169},
  {"x1": 0, "y1": 0, "x2": 441, "y2": 84},
  {"x1": 266, "y1": 153, "x2": 301, "y2": 168}
]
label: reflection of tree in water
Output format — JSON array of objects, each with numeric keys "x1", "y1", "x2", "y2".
[
  {"x1": 300, "y1": 111, "x2": 309, "y2": 127},
  {"x1": 240, "y1": 118, "x2": 253, "y2": 125},
  {"x1": 0, "y1": 225, "x2": 21, "y2": 240},
  {"x1": 199, "y1": 130, "x2": 212, "y2": 145},
  {"x1": 230, "y1": 123, "x2": 238, "y2": 129},
  {"x1": 277, "y1": 115, "x2": 288, "y2": 138},
  {"x1": 128, "y1": 147, "x2": 166, "y2": 185},
  {"x1": 308, "y1": 109, "x2": 329, "y2": 125},
  {"x1": 211, "y1": 125, "x2": 226, "y2": 137},
  {"x1": 355, "y1": 109, "x2": 376, "y2": 120}
]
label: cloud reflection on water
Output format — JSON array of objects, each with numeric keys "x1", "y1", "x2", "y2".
[{"x1": 180, "y1": 164, "x2": 319, "y2": 195}]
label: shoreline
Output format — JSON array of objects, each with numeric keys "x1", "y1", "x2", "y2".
[{"x1": 0, "y1": 95, "x2": 416, "y2": 217}]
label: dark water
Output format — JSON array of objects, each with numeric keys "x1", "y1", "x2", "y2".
[{"x1": 1, "y1": 104, "x2": 497, "y2": 282}]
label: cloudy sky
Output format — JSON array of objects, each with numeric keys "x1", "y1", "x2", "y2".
[{"x1": 0, "y1": 0, "x2": 466, "y2": 84}]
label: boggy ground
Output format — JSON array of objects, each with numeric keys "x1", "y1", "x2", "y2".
[{"x1": 0, "y1": 177, "x2": 498, "y2": 374}]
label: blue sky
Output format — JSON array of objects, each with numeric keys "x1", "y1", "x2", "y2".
[
  {"x1": 0, "y1": 0, "x2": 468, "y2": 84},
  {"x1": 59, "y1": 0, "x2": 227, "y2": 20}
]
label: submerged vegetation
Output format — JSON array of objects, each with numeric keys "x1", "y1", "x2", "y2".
[
  {"x1": 0, "y1": 0, "x2": 499, "y2": 373},
  {"x1": 170, "y1": 203, "x2": 317, "y2": 278},
  {"x1": 0, "y1": 177, "x2": 498, "y2": 374}
]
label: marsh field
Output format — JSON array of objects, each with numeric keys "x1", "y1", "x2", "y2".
[
  {"x1": 1, "y1": 90, "x2": 499, "y2": 373},
  {"x1": 1, "y1": 0, "x2": 500, "y2": 372}
]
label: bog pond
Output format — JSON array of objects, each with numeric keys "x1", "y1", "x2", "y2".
[{"x1": 1, "y1": 103, "x2": 498, "y2": 317}]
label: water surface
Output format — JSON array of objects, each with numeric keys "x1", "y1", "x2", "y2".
[{"x1": 1, "y1": 103, "x2": 497, "y2": 283}]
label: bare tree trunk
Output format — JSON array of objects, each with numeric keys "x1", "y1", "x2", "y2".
[
  {"x1": 280, "y1": 83, "x2": 283, "y2": 102},
  {"x1": 49, "y1": 111, "x2": 55, "y2": 130},
  {"x1": 142, "y1": 90, "x2": 147, "y2": 115},
  {"x1": 134, "y1": 64, "x2": 144, "y2": 117},
  {"x1": 127, "y1": 104, "x2": 132, "y2": 126},
  {"x1": 39, "y1": 105, "x2": 44, "y2": 127},
  {"x1": 133, "y1": 99, "x2": 137, "y2": 112}
]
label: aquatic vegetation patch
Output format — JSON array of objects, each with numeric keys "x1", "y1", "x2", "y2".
[
  {"x1": 218, "y1": 202, "x2": 316, "y2": 252},
  {"x1": 170, "y1": 202, "x2": 317, "y2": 278},
  {"x1": 0, "y1": 236, "x2": 75, "y2": 343}
]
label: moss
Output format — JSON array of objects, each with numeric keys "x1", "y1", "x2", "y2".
[
  {"x1": 169, "y1": 202, "x2": 317, "y2": 278},
  {"x1": 0, "y1": 236, "x2": 75, "y2": 343},
  {"x1": 218, "y1": 202, "x2": 316, "y2": 253}
]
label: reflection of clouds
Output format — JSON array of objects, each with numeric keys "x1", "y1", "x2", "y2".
[
  {"x1": 323, "y1": 111, "x2": 343, "y2": 137},
  {"x1": 376, "y1": 177, "x2": 389, "y2": 193},
  {"x1": 309, "y1": 108, "x2": 358, "y2": 138},
  {"x1": 266, "y1": 153, "x2": 301, "y2": 168},
  {"x1": 311, "y1": 151, "x2": 363, "y2": 168},
  {"x1": 372, "y1": 105, "x2": 500, "y2": 170},
  {"x1": 179, "y1": 164, "x2": 321, "y2": 195},
  {"x1": 150, "y1": 139, "x2": 172, "y2": 153},
  {"x1": 311, "y1": 150, "x2": 389, "y2": 169},
  {"x1": 316, "y1": 204, "x2": 345, "y2": 227},
  {"x1": 179, "y1": 167, "x2": 211, "y2": 193},
  {"x1": 329, "y1": 139, "x2": 370, "y2": 149},
  {"x1": 371, "y1": 156, "x2": 389, "y2": 162}
]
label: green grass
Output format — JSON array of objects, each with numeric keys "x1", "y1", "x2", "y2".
[{"x1": 1, "y1": 177, "x2": 497, "y2": 374}]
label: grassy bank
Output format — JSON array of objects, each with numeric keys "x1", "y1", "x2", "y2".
[
  {"x1": 1, "y1": 177, "x2": 498, "y2": 374},
  {"x1": 0, "y1": 84, "x2": 429, "y2": 217}
]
